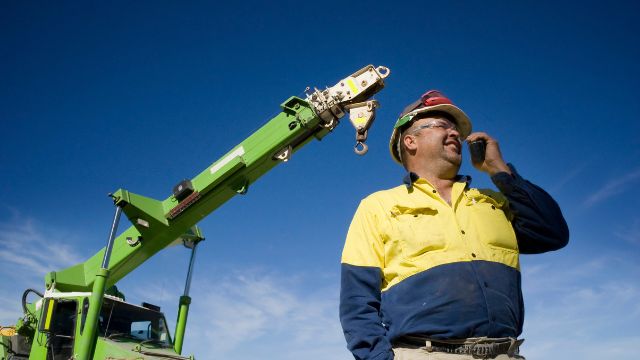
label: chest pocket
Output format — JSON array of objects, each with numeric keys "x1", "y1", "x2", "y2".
[
  {"x1": 389, "y1": 205, "x2": 447, "y2": 260},
  {"x1": 466, "y1": 192, "x2": 518, "y2": 252}
]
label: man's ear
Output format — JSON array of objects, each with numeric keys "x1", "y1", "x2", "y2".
[{"x1": 403, "y1": 134, "x2": 418, "y2": 151}]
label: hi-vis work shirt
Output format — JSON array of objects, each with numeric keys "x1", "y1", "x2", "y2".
[{"x1": 339, "y1": 165, "x2": 568, "y2": 360}]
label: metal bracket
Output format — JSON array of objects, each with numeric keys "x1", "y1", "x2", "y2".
[
  {"x1": 305, "y1": 65, "x2": 390, "y2": 154},
  {"x1": 126, "y1": 236, "x2": 142, "y2": 247},
  {"x1": 273, "y1": 145, "x2": 293, "y2": 162},
  {"x1": 345, "y1": 100, "x2": 379, "y2": 155},
  {"x1": 234, "y1": 179, "x2": 250, "y2": 195},
  {"x1": 180, "y1": 226, "x2": 204, "y2": 249}
]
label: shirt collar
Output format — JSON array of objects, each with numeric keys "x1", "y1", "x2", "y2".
[
  {"x1": 403, "y1": 172, "x2": 420, "y2": 188},
  {"x1": 403, "y1": 172, "x2": 472, "y2": 189}
]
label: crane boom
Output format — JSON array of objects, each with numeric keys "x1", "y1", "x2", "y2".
[{"x1": 45, "y1": 65, "x2": 390, "y2": 293}]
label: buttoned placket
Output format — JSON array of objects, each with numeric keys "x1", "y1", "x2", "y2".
[
  {"x1": 412, "y1": 178, "x2": 497, "y2": 331},
  {"x1": 459, "y1": 182, "x2": 497, "y2": 332},
  {"x1": 412, "y1": 179, "x2": 474, "y2": 260}
]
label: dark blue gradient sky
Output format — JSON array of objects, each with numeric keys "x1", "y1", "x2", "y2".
[{"x1": 2, "y1": 1, "x2": 639, "y2": 359}]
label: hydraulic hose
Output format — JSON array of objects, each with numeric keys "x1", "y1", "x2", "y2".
[{"x1": 21, "y1": 288, "x2": 44, "y2": 314}]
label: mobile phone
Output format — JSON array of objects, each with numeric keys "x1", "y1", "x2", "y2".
[{"x1": 468, "y1": 140, "x2": 486, "y2": 165}]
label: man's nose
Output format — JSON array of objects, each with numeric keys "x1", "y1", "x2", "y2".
[{"x1": 448, "y1": 128, "x2": 462, "y2": 141}]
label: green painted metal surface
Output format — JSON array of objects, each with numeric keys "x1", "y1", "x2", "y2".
[
  {"x1": 173, "y1": 296, "x2": 191, "y2": 354},
  {"x1": 47, "y1": 97, "x2": 324, "y2": 293},
  {"x1": 76, "y1": 269, "x2": 109, "y2": 360}
]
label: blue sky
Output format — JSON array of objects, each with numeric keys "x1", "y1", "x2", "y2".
[{"x1": 1, "y1": 1, "x2": 639, "y2": 359}]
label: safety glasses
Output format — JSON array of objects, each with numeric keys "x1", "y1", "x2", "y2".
[{"x1": 409, "y1": 119, "x2": 459, "y2": 135}]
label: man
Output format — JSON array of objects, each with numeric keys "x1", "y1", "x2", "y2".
[{"x1": 339, "y1": 90, "x2": 569, "y2": 360}]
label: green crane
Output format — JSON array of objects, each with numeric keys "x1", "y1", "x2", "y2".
[{"x1": 0, "y1": 65, "x2": 390, "y2": 360}]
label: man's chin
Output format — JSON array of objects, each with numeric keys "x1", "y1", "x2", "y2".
[{"x1": 445, "y1": 155, "x2": 462, "y2": 167}]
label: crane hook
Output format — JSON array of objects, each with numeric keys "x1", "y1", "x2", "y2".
[{"x1": 354, "y1": 141, "x2": 368, "y2": 155}]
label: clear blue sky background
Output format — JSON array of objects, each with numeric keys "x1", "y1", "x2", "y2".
[{"x1": 1, "y1": 1, "x2": 639, "y2": 359}]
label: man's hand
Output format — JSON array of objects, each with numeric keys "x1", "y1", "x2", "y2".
[{"x1": 465, "y1": 132, "x2": 512, "y2": 176}]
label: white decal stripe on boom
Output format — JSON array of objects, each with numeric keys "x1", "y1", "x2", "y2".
[{"x1": 210, "y1": 146, "x2": 245, "y2": 174}]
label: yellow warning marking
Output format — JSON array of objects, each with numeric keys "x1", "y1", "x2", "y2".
[
  {"x1": 346, "y1": 79, "x2": 359, "y2": 95},
  {"x1": 44, "y1": 299, "x2": 54, "y2": 330},
  {"x1": 353, "y1": 117, "x2": 367, "y2": 126}
]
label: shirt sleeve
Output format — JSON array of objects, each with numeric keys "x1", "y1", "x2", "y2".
[
  {"x1": 491, "y1": 164, "x2": 569, "y2": 254},
  {"x1": 340, "y1": 198, "x2": 394, "y2": 360}
]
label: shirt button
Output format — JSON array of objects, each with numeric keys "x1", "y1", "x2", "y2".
[
  {"x1": 432, "y1": 190, "x2": 437, "y2": 193},
  {"x1": 461, "y1": 230, "x2": 465, "y2": 235},
  {"x1": 471, "y1": 253, "x2": 476, "y2": 258},
  {"x1": 491, "y1": 205, "x2": 496, "y2": 210}
]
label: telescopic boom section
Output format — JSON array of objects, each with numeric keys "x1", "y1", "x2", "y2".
[{"x1": 45, "y1": 65, "x2": 390, "y2": 292}]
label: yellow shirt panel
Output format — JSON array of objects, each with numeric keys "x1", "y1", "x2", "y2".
[{"x1": 341, "y1": 179, "x2": 520, "y2": 291}]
